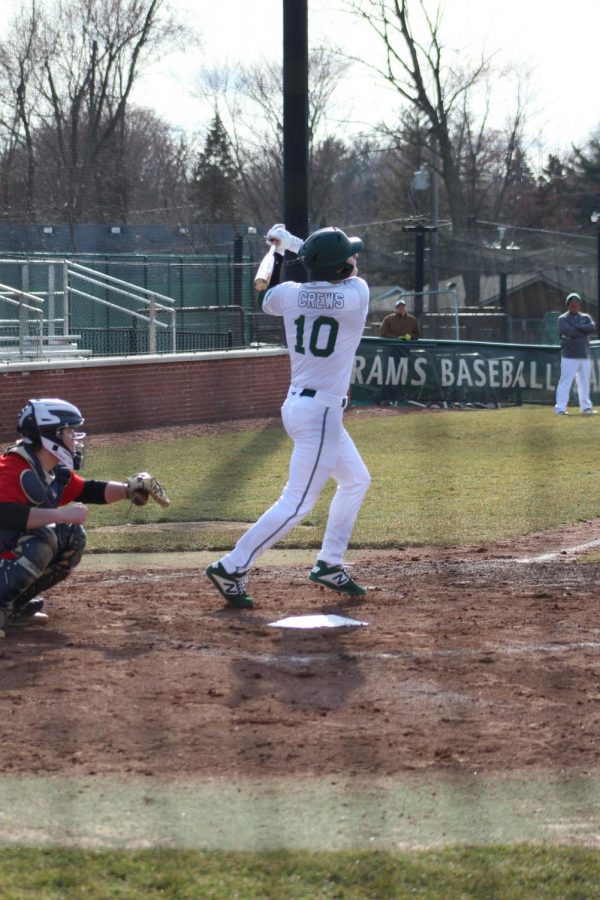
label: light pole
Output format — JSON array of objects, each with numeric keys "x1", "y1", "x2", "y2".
[
  {"x1": 591, "y1": 211, "x2": 600, "y2": 338},
  {"x1": 429, "y1": 142, "x2": 439, "y2": 300},
  {"x1": 283, "y1": 0, "x2": 309, "y2": 282}
]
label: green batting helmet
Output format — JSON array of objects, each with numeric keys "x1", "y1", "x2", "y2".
[{"x1": 299, "y1": 227, "x2": 363, "y2": 281}]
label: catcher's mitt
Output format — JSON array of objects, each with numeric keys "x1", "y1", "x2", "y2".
[{"x1": 126, "y1": 472, "x2": 171, "y2": 508}]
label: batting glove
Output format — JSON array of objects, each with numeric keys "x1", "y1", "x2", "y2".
[{"x1": 266, "y1": 224, "x2": 304, "y2": 255}]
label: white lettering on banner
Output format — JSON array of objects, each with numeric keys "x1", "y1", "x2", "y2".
[
  {"x1": 501, "y1": 359, "x2": 513, "y2": 388},
  {"x1": 386, "y1": 355, "x2": 408, "y2": 385},
  {"x1": 530, "y1": 362, "x2": 543, "y2": 389},
  {"x1": 354, "y1": 346, "x2": 567, "y2": 394},
  {"x1": 366, "y1": 354, "x2": 383, "y2": 384},
  {"x1": 473, "y1": 358, "x2": 487, "y2": 386},
  {"x1": 436, "y1": 356, "x2": 558, "y2": 391},
  {"x1": 488, "y1": 359, "x2": 499, "y2": 387},
  {"x1": 412, "y1": 357, "x2": 427, "y2": 385},
  {"x1": 352, "y1": 355, "x2": 366, "y2": 384},
  {"x1": 512, "y1": 361, "x2": 527, "y2": 388},
  {"x1": 456, "y1": 358, "x2": 474, "y2": 387},
  {"x1": 298, "y1": 290, "x2": 344, "y2": 309},
  {"x1": 440, "y1": 358, "x2": 454, "y2": 386}
]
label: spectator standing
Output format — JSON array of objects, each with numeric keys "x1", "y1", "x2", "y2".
[
  {"x1": 379, "y1": 298, "x2": 420, "y2": 341},
  {"x1": 554, "y1": 293, "x2": 597, "y2": 416}
]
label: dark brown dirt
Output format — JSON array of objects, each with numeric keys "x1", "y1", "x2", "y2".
[{"x1": 2, "y1": 527, "x2": 600, "y2": 782}]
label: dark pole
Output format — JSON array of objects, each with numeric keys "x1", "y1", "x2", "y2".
[
  {"x1": 414, "y1": 224, "x2": 425, "y2": 319},
  {"x1": 283, "y1": 0, "x2": 309, "y2": 282},
  {"x1": 402, "y1": 223, "x2": 435, "y2": 321},
  {"x1": 233, "y1": 233, "x2": 243, "y2": 305},
  {"x1": 499, "y1": 272, "x2": 509, "y2": 341},
  {"x1": 596, "y1": 225, "x2": 600, "y2": 338}
]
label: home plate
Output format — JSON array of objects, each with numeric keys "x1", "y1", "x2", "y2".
[{"x1": 268, "y1": 614, "x2": 368, "y2": 629}]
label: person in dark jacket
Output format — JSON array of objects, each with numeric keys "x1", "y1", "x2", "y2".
[
  {"x1": 0, "y1": 398, "x2": 167, "y2": 636},
  {"x1": 554, "y1": 293, "x2": 597, "y2": 416}
]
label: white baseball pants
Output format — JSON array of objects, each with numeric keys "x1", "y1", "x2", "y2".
[
  {"x1": 220, "y1": 389, "x2": 371, "y2": 574},
  {"x1": 554, "y1": 357, "x2": 593, "y2": 413}
]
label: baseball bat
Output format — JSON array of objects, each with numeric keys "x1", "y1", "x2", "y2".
[{"x1": 253, "y1": 244, "x2": 276, "y2": 292}]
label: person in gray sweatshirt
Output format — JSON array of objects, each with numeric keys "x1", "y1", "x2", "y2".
[{"x1": 554, "y1": 292, "x2": 597, "y2": 416}]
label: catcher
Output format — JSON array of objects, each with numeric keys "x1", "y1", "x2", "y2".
[{"x1": 0, "y1": 398, "x2": 170, "y2": 637}]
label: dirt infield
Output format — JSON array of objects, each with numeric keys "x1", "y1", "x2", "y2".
[
  {"x1": 3, "y1": 411, "x2": 600, "y2": 847},
  {"x1": 3, "y1": 524, "x2": 600, "y2": 783}
]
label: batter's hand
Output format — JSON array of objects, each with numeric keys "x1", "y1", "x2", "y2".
[
  {"x1": 266, "y1": 224, "x2": 303, "y2": 255},
  {"x1": 126, "y1": 472, "x2": 171, "y2": 508}
]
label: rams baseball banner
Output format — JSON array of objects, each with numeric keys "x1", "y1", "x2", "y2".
[{"x1": 352, "y1": 337, "x2": 600, "y2": 406}]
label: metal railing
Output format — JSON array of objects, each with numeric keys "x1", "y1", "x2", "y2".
[
  {"x1": 0, "y1": 281, "x2": 45, "y2": 359},
  {"x1": 65, "y1": 261, "x2": 176, "y2": 354},
  {"x1": 0, "y1": 259, "x2": 177, "y2": 360}
]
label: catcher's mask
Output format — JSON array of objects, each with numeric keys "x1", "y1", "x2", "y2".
[
  {"x1": 299, "y1": 227, "x2": 362, "y2": 281},
  {"x1": 17, "y1": 398, "x2": 86, "y2": 470}
]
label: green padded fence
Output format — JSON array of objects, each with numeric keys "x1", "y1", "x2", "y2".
[{"x1": 352, "y1": 337, "x2": 600, "y2": 407}]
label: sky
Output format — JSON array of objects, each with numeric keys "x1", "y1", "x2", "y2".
[
  {"x1": 130, "y1": 0, "x2": 600, "y2": 160},
  {"x1": 1, "y1": 0, "x2": 598, "y2": 159}
]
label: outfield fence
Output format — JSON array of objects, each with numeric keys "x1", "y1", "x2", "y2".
[{"x1": 352, "y1": 337, "x2": 600, "y2": 407}]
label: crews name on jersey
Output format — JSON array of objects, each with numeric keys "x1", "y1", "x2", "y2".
[{"x1": 298, "y1": 290, "x2": 344, "y2": 309}]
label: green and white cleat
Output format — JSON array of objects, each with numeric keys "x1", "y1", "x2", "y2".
[
  {"x1": 308, "y1": 560, "x2": 367, "y2": 597},
  {"x1": 205, "y1": 562, "x2": 254, "y2": 610}
]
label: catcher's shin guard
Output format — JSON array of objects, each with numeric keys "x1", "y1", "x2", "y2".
[
  {"x1": 1, "y1": 525, "x2": 86, "y2": 623},
  {"x1": 0, "y1": 527, "x2": 58, "y2": 611},
  {"x1": 16, "y1": 523, "x2": 88, "y2": 602}
]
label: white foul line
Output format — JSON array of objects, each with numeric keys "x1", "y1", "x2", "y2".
[
  {"x1": 236, "y1": 641, "x2": 600, "y2": 665},
  {"x1": 516, "y1": 536, "x2": 600, "y2": 563}
]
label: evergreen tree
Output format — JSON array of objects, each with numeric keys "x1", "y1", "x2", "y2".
[{"x1": 190, "y1": 112, "x2": 240, "y2": 224}]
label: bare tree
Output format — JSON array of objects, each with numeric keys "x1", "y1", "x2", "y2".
[
  {"x1": 193, "y1": 48, "x2": 353, "y2": 225},
  {"x1": 40, "y1": 0, "x2": 188, "y2": 225},
  {"x1": 0, "y1": 0, "x2": 192, "y2": 228},
  {"x1": 0, "y1": 1, "x2": 44, "y2": 220},
  {"x1": 345, "y1": 0, "x2": 530, "y2": 299}
]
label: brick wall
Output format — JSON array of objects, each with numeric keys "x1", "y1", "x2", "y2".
[{"x1": 0, "y1": 349, "x2": 290, "y2": 439}]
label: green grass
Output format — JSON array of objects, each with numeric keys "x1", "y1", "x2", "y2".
[
  {"x1": 82, "y1": 406, "x2": 600, "y2": 552},
  {"x1": 1, "y1": 846, "x2": 599, "y2": 899}
]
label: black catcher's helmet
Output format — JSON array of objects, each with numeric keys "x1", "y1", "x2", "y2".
[
  {"x1": 299, "y1": 227, "x2": 363, "y2": 281},
  {"x1": 17, "y1": 398, "x2": 86, "y2": 469}
]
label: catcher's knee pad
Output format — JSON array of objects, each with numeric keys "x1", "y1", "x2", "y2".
[
  {"x1": 13, "y1": 527, "x2": 58, "y2": 578},
  {"x1": 0, "y1": 529, "x2": 57, "y2": 608},
  {"x1": 53, "y1": 523, "x2": 87, "y2": 571}
]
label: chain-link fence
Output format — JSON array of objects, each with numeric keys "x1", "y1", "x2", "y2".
[{"x1": 0, "y1": 220, "x2": 597, "y2": 358}]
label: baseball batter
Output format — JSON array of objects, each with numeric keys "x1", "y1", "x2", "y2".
[
  {"x1": 0, "y1": 398, "x2": 169, "y2": 637},
  {"x1": 206, "y1": 224, "x2": 371, "y2": 609}
]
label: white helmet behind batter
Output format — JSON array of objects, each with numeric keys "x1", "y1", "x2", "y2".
[{"x1": 17, "y1": 398, "x2": 86, "y2": 469}]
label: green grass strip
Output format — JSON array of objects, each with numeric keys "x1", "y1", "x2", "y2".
[{"x1": 1, "y1": 846, "x2": 600, "y2": 899}]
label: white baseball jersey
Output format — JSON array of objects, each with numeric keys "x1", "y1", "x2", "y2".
[
  {"x1": 218, "y1": 270, "x2": 371, "y2": 577},
  {"x1": 263, "y1": 276, "x2": 369, "y2": 397}
]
